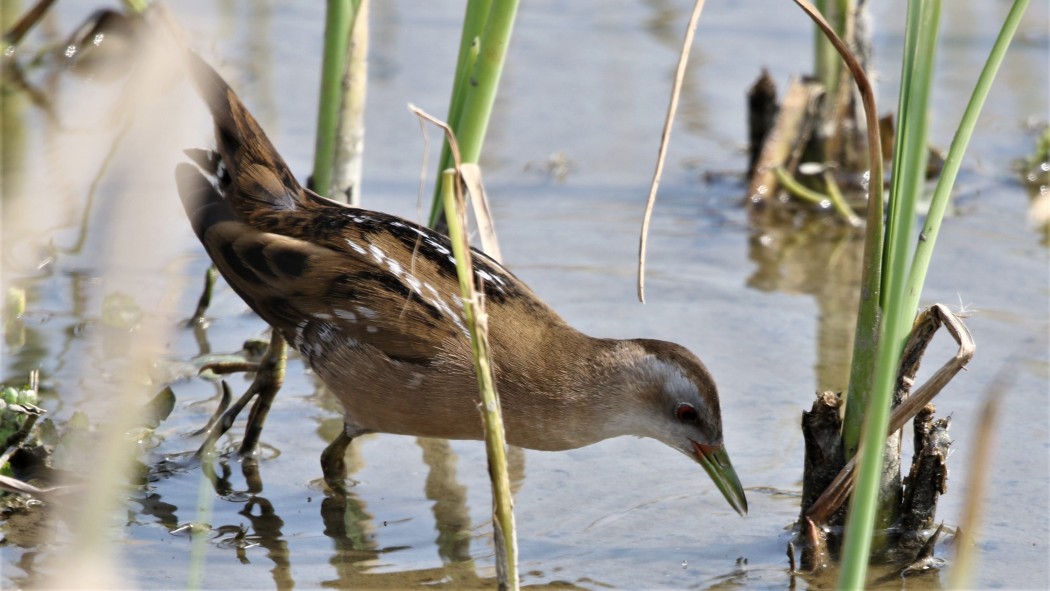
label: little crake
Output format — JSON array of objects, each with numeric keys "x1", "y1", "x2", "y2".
[{"x1": 176, "y1": 52, "x2": 747, "y2": 516}]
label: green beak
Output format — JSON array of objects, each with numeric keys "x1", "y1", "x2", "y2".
[{"x1": 692, "y1": 441, "x2": 748, "y2": 516}]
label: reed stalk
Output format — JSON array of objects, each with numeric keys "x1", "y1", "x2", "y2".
[
  {"x1": 312, "y1": 0, "x2": 361, "y2": 200},
  {"x1": 902, "y1": 0, "x2": 1029, "y2": 321},
  {"x1": 836, "y1": 0, "x2": 1027, "y2": 586},
  {"x1": 428, "y1": 0, "x2": 519, "y2": 229},
  {"x1": 440, "y1": 169, "x2": 519, "y2": 589},
  {"x1": 330, "y1": 0, "x2": 369, "y2": 205},
  {"x1": 813, "y1": 0, "x2": 850, "y2": 109},
  {"x1": 427, "y1": 0, "x2": 488, "y2": 227},
  {"x1": 837, "y1": 0, "x2": 941, "y2": 584}
]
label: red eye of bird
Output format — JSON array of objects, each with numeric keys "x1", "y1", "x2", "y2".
[{"x1": 675, "y1": 403, "x2": 699, "y2": 424}]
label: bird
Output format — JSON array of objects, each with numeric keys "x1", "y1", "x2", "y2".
[{"x1": 174, "y1": 51, "x2": 747, "y2": 516}]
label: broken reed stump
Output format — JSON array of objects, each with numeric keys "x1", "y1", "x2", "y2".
[
  {"x1": 800, "y1": 392, "x2": 847, "y2": 532},
  {"x1": 797, "y1": 397, "x2": 955, "y2": 573},
  {"x1": 896, "y1": 405, "x2": 952, "y2": 564},
  {"x1": 798, "y1": 391, "x2": 847, "y2": 572},
  {"x1": 794, "y1": 305, "x2": 972, "y2": 576},
  {"x1": 745, "y1": 74, "x2": 824, "y2": 212},
  {"x1": 747, "y1": 69, "x2": 779, "y2": 178}
]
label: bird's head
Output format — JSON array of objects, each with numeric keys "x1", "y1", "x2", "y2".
[{"x1": 618, "y1": 339, "x2": 748, "y2": 516}]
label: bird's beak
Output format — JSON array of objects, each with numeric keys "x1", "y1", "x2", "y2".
[{"x1": 692, "y1": 441, "x2": 748, "y2": 516}]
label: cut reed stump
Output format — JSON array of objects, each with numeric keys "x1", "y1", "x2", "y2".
[
  {"x1": 792, "y1": 305, "x2": 972, "y2": 576},
  {"x1": 746, "y1": 69, "x2": 779, "y2": 179},
  {"x1": 745, "y1": 74, "x2": 824, "y2": 213}
]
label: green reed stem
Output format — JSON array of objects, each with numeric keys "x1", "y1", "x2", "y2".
[
  {"x1": 903, "y1": 0, "x2": 1029, "y2": 321},
  {"x1": 428, "y1": 0, "x2": 488, "y2": 227},
  {"x1": 882, "y1": 0, "x2": 940, "y2": 360},
  {"x1": 823, "y1": 170, "x2": 862, "y2": 227},
  {"x1": 429, "y1": 0, "x2": 519, "y2": 229},
  {"x1": 790, "y1": 4, "x2": 885, "y2": 535},
  {"x1": 839, "y1": 0, "x2": 1026, "y2": 587},
  {"x1": 813, "y1": 0, "x2": 850, "y2": 105},
  {"x1": 440, "y1": 170, "x2": 519, "y2": 589},
  {"x1": 838, "y1": 2, "x2": 941, "y2": 585},
  {"x1": 312, "y1": 0, "x2": 360, "y2": 199},
  {"x1": 773, "y1": 166, "x2": 861, "y2": 226},
  {"x1": 842, "y1": 0, "x2": 938, "y2": 458}
]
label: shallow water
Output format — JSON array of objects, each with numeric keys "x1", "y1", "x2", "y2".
[{"x1": 2, "y1": 1, "x2": 1048, "y2": 589}]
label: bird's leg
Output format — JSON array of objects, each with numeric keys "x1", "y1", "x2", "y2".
[
  {"x1": 188, "y1": 380, "x2": 233, "y2": 437},
  {"x1": 193, "y1": 332, "x2": 286, "y2": 457},
  {"x1": 238, "y1": 332, "x2": 287, "y2": 455},
  {"x1": 188, "y1": 265, "x2": 218, "y2": 325},
  {"x1": 320, "y1": 428, "x2": 356, "y2": 494},
  {"x1": 195, "y1": 378, "x2": 262, "y2": 457}
]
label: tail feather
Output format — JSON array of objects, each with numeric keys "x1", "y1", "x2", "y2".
[
  {"x1": 183, "y1": 51, "x2": 302, "y2": 214},
  {"x1": 175, "y1": 162, "x2": 235, "y2": 240},
  {"x1": 183, "y1": 148, "x2": 221, "y2": 177}
]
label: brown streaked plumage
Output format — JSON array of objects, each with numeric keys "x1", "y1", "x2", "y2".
[{"x1": 175, "y1": 52, "x2": 747, "y2": 515}]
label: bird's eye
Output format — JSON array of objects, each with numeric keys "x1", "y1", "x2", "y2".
[{"x1": 675, "y1": 403, "x2": 699, "y2": 424}]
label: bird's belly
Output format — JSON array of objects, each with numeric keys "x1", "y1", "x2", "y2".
[
  {"x1": 309, "y1": 349, "x2": 606, "y2": 452},
  {"x1": 313, "y1": 358, "x2": 486, "y2": 441}
]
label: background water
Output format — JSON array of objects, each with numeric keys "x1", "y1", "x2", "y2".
[{"x1": 1, "y1": 1, "x2": 1047, "y2": 589}]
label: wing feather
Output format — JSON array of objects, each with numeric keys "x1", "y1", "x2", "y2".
[{"x1": 201, "y1": 222, "x2": 463, "y2": 365}]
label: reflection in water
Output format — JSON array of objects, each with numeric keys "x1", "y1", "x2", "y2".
[
  {"x1": 416, "y1": 439, "x2": 526, "y2": 567},
  {"x1": 747, "y1": 212, "x2": 865, "y2": 392},
  {"x1": 419, "y1": 437, "x2": 473, "y2": 563},
  {"x1": 318, "y1": 443, "x2": 495, "y2": 589},
  {"x1": 239, "y1": 496, "x2": 294, "y2": 589},
  {"x1": 131, "y1": 493, "x2": 179, "y2": 532},
  {"x1": 124, "y1": 439, "x2": 573, "y2": 590}
]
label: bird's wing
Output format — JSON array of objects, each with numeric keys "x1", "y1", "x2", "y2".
[
  {"x1": 202, "y1": 220, "x2": 464, "y2": 365},
  {"x1": 177, "y1": 163, "x2": 463, "y2": 366}
]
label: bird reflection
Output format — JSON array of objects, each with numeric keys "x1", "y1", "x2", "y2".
[
  {"x1": 238, "y1": 496, "x2": 293, "y2": 589},
  {"x1": 419, "y1": 438, "x2": 473, "y2": 563}
]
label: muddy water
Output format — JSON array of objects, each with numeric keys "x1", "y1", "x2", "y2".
[{"x1": 2, "y1": 1, "x2": 1047, "y2": 589}]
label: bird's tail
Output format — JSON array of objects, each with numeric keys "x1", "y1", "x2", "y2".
[{"x1": 180, "y1": 51, "x2": 303, "y2": 216}]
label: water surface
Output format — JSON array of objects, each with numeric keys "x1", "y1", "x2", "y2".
[{"x1": 1, "y1": 1, "x2": 1047, "y2": 589}]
